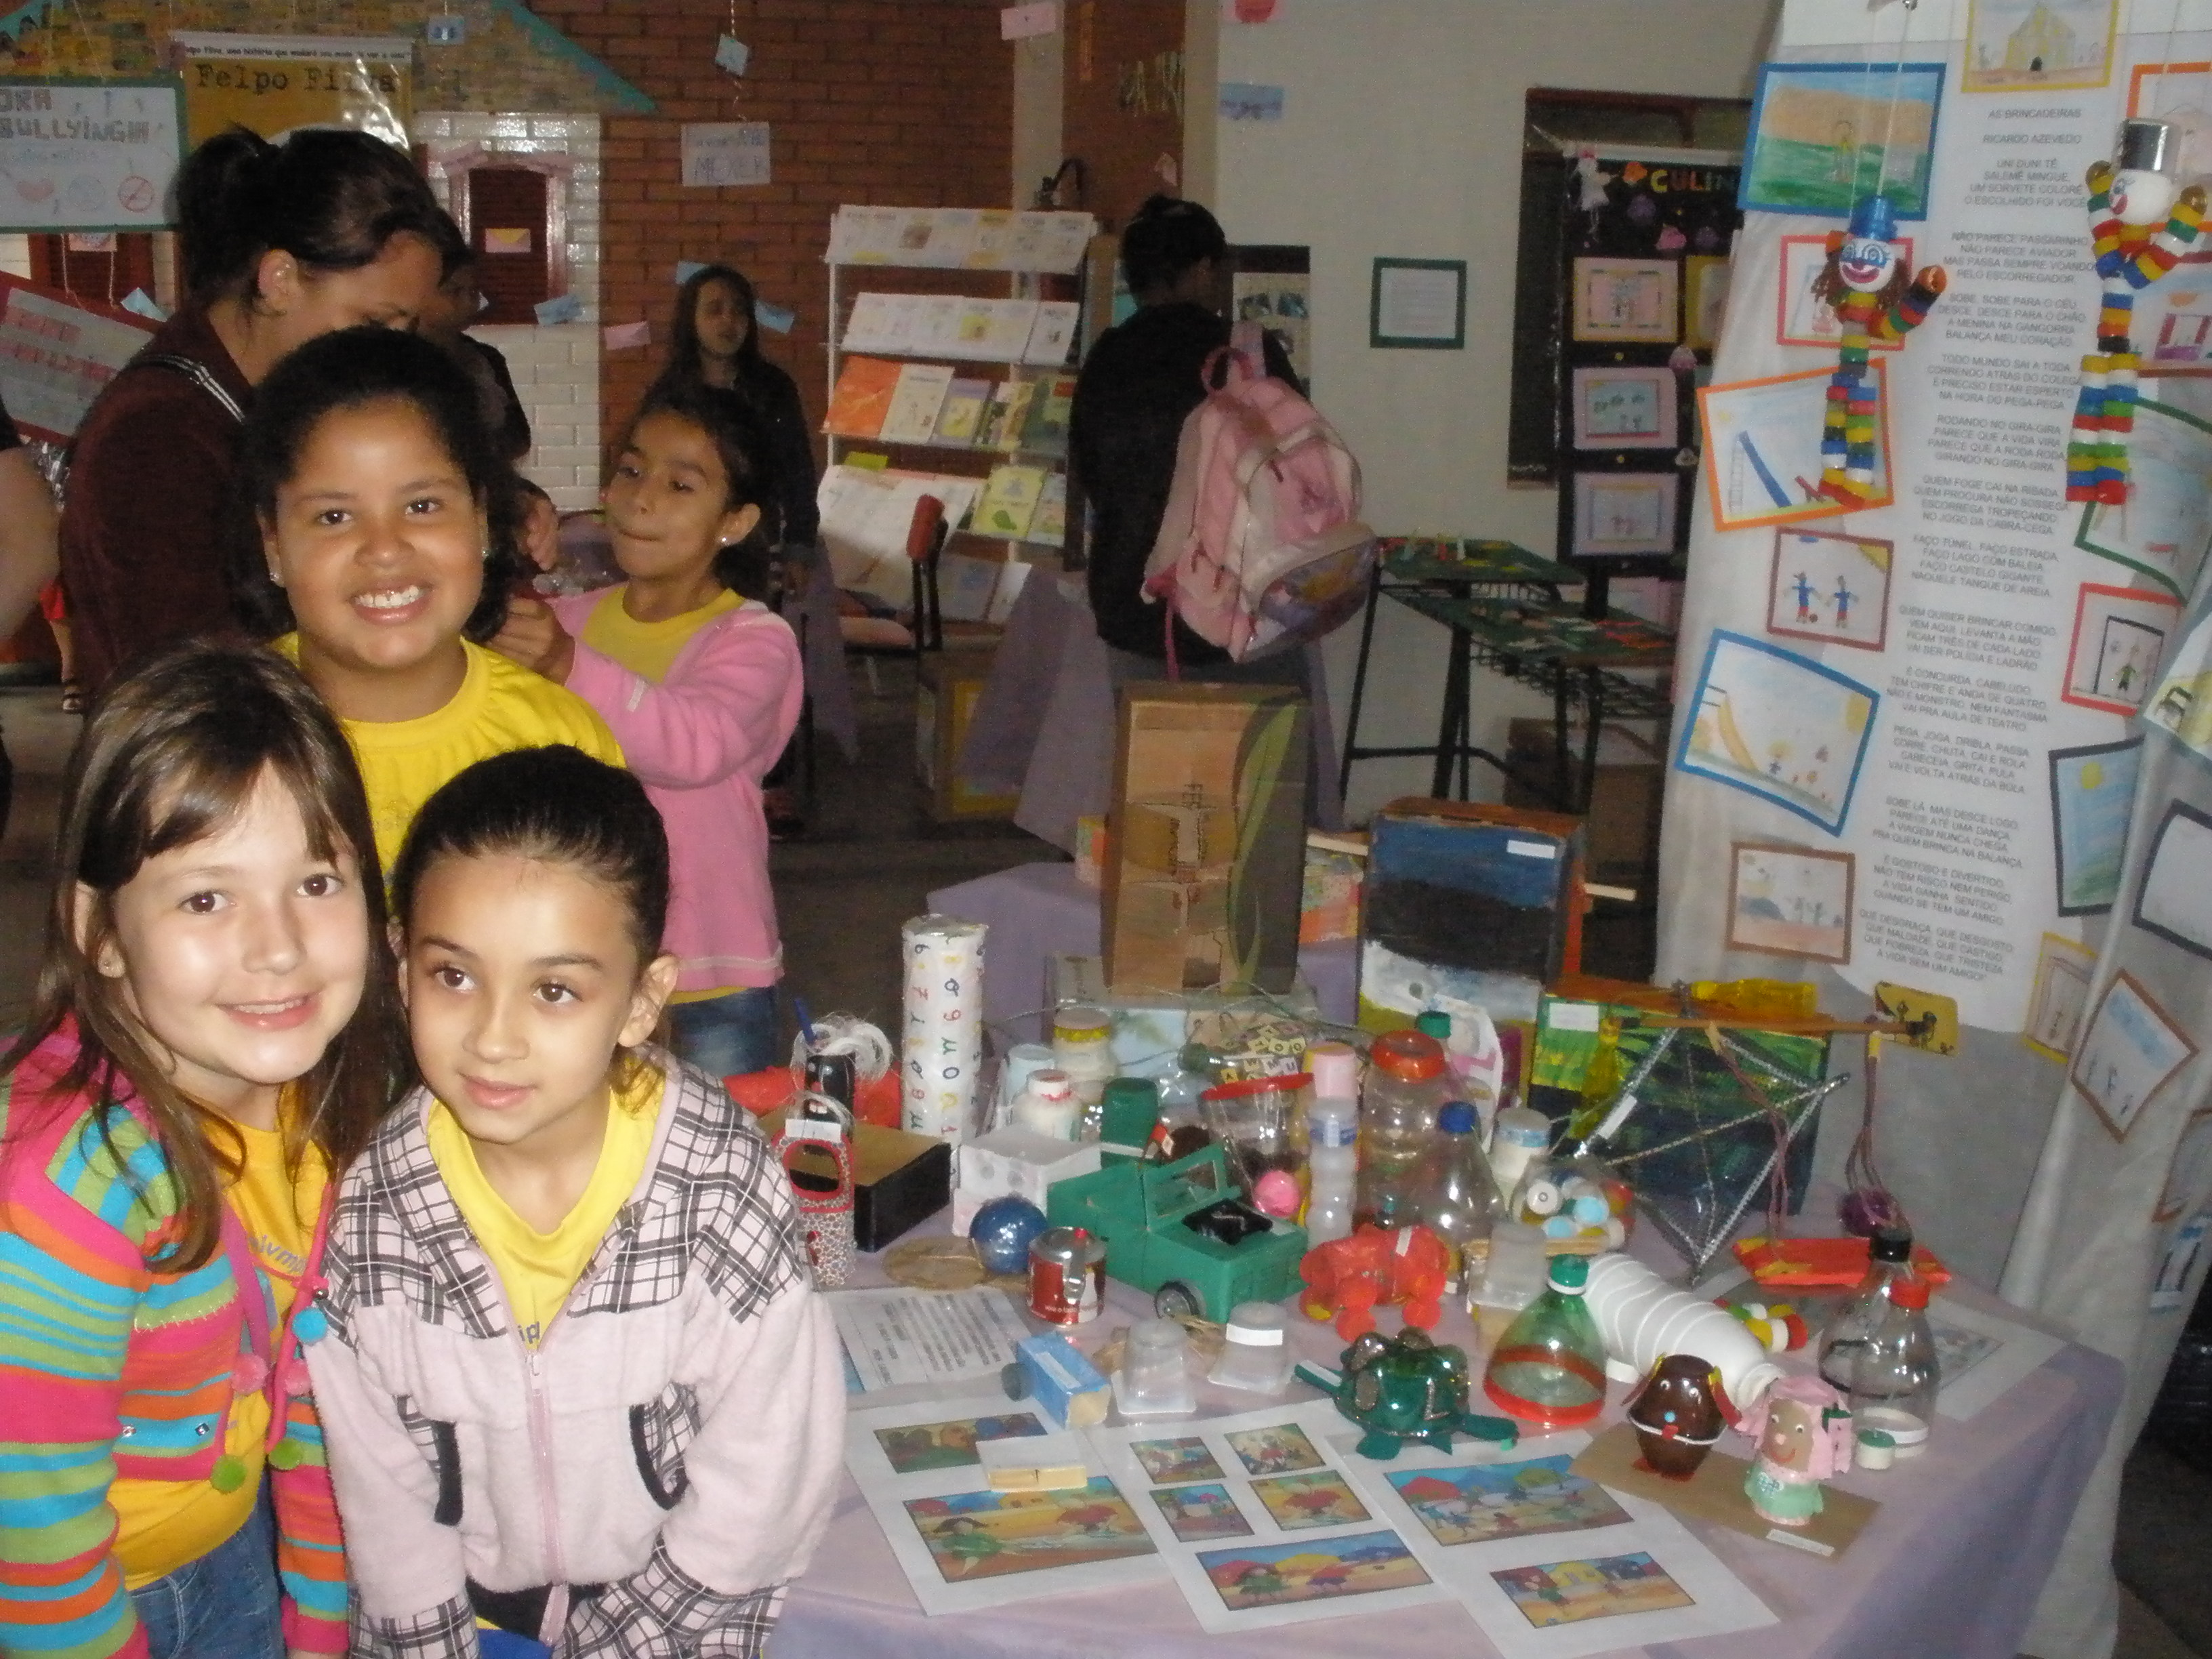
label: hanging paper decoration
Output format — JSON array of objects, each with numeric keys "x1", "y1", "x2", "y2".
[
  {"x1": 2068, "y1": 119, "x2": 2207, "y2": 506},
  {"x1": 1811, "y1": 195, "x2": 1946, "y2": 509}
]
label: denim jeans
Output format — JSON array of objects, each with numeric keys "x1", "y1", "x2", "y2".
[
  {"x1": 129, "y1": 1484, "x2": 282, "y2": 1659},
  {"x1": 668, "y1": 986, "x2": 781, "y2": 1082}
]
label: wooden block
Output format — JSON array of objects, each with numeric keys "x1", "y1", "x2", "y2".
[{"x1": 1571, "y1": 1421, "x2": 1877, "y2": 1559}]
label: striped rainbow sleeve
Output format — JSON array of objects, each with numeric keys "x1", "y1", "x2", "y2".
[{"x1": 271, "y1": 1387, "x2": 348, "y2": 1652}]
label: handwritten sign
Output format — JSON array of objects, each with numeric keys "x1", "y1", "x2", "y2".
[
  {"x1": 0, "y1": 81, "x2": 183, "y2": 232},
  {"x1": 680, "y1": 122, "x2": 771, "y2": 188},
  {"x1": 0, "y1": 274, "x2": 157, "y2": 441}
]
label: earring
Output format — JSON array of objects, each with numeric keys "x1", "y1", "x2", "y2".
[
  {"x1": 266, "y1": 567, "x2": 283, "y2": 587},
  {"x1": 480, "y1": 546, "x2": 492, "y2": 561}
]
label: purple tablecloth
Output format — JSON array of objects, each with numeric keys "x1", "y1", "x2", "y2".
[
  {"x1": 925, "y1": 860, "x2": 1358, "y2": 1042},
  {"x1": 771, "y1": 1242, "x2": 2121, "y2": 1659}
]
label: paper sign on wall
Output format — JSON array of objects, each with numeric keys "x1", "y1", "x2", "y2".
[
  {"x1": 171, "y1": 33, "x2": 413, "y2": 148},
  {"x1": 603, "y1": 320, "x2": 651, "y2": 350},
  {"x1": 682, "y1": 122, "x2": 771, "y2": 188},
  {"x1": 1219, "y1": 83, "x2": 1285, "y2": 120},
  {"x1": 1001, "y1": 3, "x2": 1059, "y2": 40},
  {"x1": 0, "y1": 274, "x2": 155, "y2": 441},
  {"x1": 715, "y1": 34, "x2": 751, "y2": 75},
  {"x1": 0, "y1": 82, "x2": 184, "y2": 232}
]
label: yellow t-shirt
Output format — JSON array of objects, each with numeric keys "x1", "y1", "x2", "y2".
[
  {"x1": 274, "y1": 635, "x2": 625, "y2": 876},
  {"x1": 111, "y1": 1121, "x2": 327, "y2": 1588},
  {"x1": 579, "y1": 584, "x2": 741, "y2": 687},
  {"x1": 427, "y1": 1067, "x2": 665, "y2": 1347}
]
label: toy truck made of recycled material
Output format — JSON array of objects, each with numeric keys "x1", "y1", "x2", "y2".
[{"x1": 1044, "y1": 1143, "x2": 1306, "y2": 1322}]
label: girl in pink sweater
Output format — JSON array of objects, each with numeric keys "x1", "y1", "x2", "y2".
[{"x1": 491, "y1": 386, "x2": 802, "y2": 1079}]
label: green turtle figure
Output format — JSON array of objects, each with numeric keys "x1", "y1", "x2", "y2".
[{"x1": 1298, "y1": 1328, "x2": 1520, "y2": 1460}]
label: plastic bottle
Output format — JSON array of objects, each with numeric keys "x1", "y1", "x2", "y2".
[
  {"x1": 1845, "y1": 1274, "x2": 1940, "y2": 1441},
  {"x1": 1052, "y1": 1004, "x2": 1117, "y2": 1134},
  {"x1": 1009, "y1": 1069, "x2": 1081, "y2": 1140},
  {"x1": 1816, "y1": 1225, "x2": 1917, "y2": 1393},
  {"x1": 1487, "y1": 1103, "x2": 1551, "y2": 1202},
  {"x1": 1151, "y1": 1043, "x2": 1218, "y2": 1158},
  {"x1": 1482, "y1": 1253, "x2": 1610, "y2": 1428},
  {"x1": 1582, "y1": 1252, "x2": 1784, "y2": 1407},
  {"x1": 1305, "y1": 1042, "x2": 1361, "y2": 1246},
  {"x1": 1414, "y1": 1101, "x2": 1500, "y2": 1286},
  {"x1": 1355, "y1": 1029, "x2": 1450, "y2": 1229}
]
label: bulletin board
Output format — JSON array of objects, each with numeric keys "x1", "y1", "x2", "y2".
[{"x1": 0, "y1": 79, "x2": 182, "y2": 232}]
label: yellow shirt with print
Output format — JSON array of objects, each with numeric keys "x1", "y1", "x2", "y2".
[
  {"x1": 274, "y1": 635, "x2": 625, "y2": 876},
  {"x1": 110, "y1": 1120, "x2": 326, "y2": 1588},
  {"x1": 428, "y1": 1066, "x2": 665, "y2": 1346}
]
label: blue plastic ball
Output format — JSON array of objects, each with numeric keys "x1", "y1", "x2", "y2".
[{"x1": 969, "y1": 1196, "x2": 1050, "y2": 1275}]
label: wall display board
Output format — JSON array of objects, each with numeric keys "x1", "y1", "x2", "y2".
[
  {"x1": 0, "y1": 271, "x2": 152, "y2": 439},
  {"x1": 0, "y1": 80, "x2": 181, "y2": 232},
  {"x1": 169, "y1": 32, "x2": 411, "y2": 148}
]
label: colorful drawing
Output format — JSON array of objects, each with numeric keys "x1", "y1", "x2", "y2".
[
  {"x1": 2049, "y1": 739, "x2": 2142, "y2": 915},
  {"x1": 1492, "y1": 1552, "x2": 1698, "y2": 1630},
  {"x1": 1686, "y1": 254, "x2": 1732, "y2": 350},
  {"x1": 1131, "y1": 1436, "x2": 1229, "y2": 1486},
  {"x1": 1572, "y1": 472, "x2": 1678, "y2": 556},
  {"x1": 1197, "y1": 1529, "x2": 1431, "y2": 1612},
  {"x1": 2136, "y1": 800, "x2": 2212, "y2": 962},
  {"x1": 2156, "y1": 1110, "x2": 2212, "y2": 1222},
  {"x1": 1385, "y1": 1454, "x2": 1631, "y2": 1547},
  {"x1": 1151, "y1": 1483, "x2": 1253, "y2": 1543},
  {"x1": 1765, "y1": 527, "x2": 1891, "y2": 651},
  {"x1": 1224, "y1": 1424, "x2": 1325, "y2": 1478},
  {"x1": 1741, "y1": 62, "x2": 1946, "y2": 219},
  {"x1": 904, "y1": 1477, "x2": 1155, "y2": 1584},
  {"x1": 2075, "y1": 399, "x2": 2212, "y2": 598},
  {"x1": 1778, "y1": 234, "x2": 1914, "y2": 350},
  {"x1": 2063, "y1": 583, "x2": 2180, "y2": 715},
  {"x1": 2024, "y1": 932, "x2": 2097, "y2": 1063},
  {"x1": 2144, "y1": 603, "x2": 2212, "y2": 758},
  {"x1": 2072, "y1": 969, "x2": 2198, "y2": 1141},
  {"x1": 1249, "y1": 1471, "x2": 1372, "y2": 1532},
  {"x1": 1727, "y1": 843, "x2": 1853, "y2": 963},
  {"x1": 1572, "y1": 258, "x2": 1679, "y2": 344},
  {"x1": 1965, "y1": 0, "x2": 2117, "y2": 93},
  {"x1": 1572, "y1": 366, "x2": 1677, "y2": 449},
  {"x1": 1699, "y1": 367, "x2": 1889, "y2": 529},
  {"x1": 875, "y1": 1413, "x2": 1048, "y2": 1475},
  {"x1": 1677, "y1": 631, "x2": 1880, "y2": 834}
]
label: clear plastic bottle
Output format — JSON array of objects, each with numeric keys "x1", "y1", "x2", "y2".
[
  {"x1": 1355, "y1": 1029, "x2": 1449, "y2": 1229},
  {"x1": 1305, "y1": 1044, "x2": 1360, "y2": 1246},
  {"x1": 1816, "y1": 1224, "x2": 1917, "y2": 1392},
  {"x1": 1482, "y1": 1253, "x2": 1609, "y2": 1428},
  {"x1": 1415, "y1": 1101, "x2": 1500, "y2": 1286},
  {"x1": 1151, "y1": 1043, "x2": 1218, "y2": 1160},
  {"x1": 1845, "y1": 1273, "x2": 1940, "y2": 1434},
  {"x1": 1487, "y1": 1103, "x2": 1551, "y2": 1203}
]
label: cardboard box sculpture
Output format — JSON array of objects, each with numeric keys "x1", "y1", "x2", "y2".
[{"x1": 1103, "y1": 684, "x2": 1310, "y2": 995}]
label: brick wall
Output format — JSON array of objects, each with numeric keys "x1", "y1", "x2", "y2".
[{"x1": 527, "y1": 0, "x2": 1015, "y2": 470}]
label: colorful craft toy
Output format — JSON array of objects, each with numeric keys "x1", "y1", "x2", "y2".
[
  {"x1": 2068, "y1": 123, "x2": 2208, "y2": 505},
  {"x1": 1814, "y1": 195, "x2": 1945, "y2": 509}
]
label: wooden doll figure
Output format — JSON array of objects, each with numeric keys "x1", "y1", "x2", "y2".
[
  {"x1": 2068, "y1": 119, "x2": 2208, "y2": 504},
  {"x1": 1812, "y1": 194, "x2": 1946, "y2": 508},
  {"x1": 1739, "y1": 1374, "x2": 1854, "y2": 1528}
]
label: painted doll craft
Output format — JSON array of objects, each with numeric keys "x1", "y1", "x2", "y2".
[
  {"x1": 1812, "y1": 195, "x2": 1945, "y2": 510},
  {"x1": 2068, "y1": 120, "x2": 2208, "y2": 505},
  {"x1": 1739, "y1": 1374, "x2": 1854, "y2": 1527}
]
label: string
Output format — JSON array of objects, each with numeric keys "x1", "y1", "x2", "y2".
[
  {"x1": 2150, "y1": 0, "x2": 2190, "y2": 119},
  {"x1": 1870, "y1": 0, "x2": 1918, "y2": 207}
]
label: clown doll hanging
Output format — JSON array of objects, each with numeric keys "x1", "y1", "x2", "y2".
[
  {"x1": 1811, "y1": 195, "x2": 1947, "y2": 509},
  {"x1": 2068, "y1": 118, "x2": 2208, "y2": 505}
]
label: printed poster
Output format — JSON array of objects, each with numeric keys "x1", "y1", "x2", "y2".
[{"x1": 171, "y1": 33, "x2": 412, "y2": 148}]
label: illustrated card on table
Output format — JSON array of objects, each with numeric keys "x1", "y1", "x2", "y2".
[
  {"x1": 1248, "y1": 1470, "x2": 1371, "y2": 1531},
  {"x1": 1131, "y1": 1435, "x2": 1228, "y2": 1484},
  {"x1": 902, "y1": 1477, "x2": 1153, "y2": 1587},
  {"x1": 1151, "y1": 1483, "x2": 1253, "y2": 1542},
  {"x1": 1386, "y1": 1454, "x2": 1631, "y2": 1548}
]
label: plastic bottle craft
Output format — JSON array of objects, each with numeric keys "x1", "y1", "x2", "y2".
[
  {"x1": 2068, "y1": 119, "x2": 2208, "y2": 505},
  {"x1": 773, "y1": 1122, "x2": 856, "y2": 1288},
  {"x1": 1813, "y1": 194, "x2": 1946, "y2": 508},
  {"x1": 1739, "y1": 1374, "x2": 1855, "y2": 1528}
]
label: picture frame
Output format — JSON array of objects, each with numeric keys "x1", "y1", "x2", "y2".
[
  {"x1": 1741, "y1": 62, "x2": 1946, "y2": 220},
  {"x1": 1684, "y1": 254, "x2": 1732, "y2": 351},
  {"x1": 2156, "y1": 1108, "x2": 2212, "y2": 1222},
  {"x1": 2072, "y1": 968, "x2": 2198, "y2": 1142},
  {"x1": 1369, "y1": 258, "x2": 1465, "y2": 350},
  {"x1": 1725, "y1": 842, "x2": 1854, "y2": 963},
  {"x1": 2073, "y1": 398, "x2": 2212, "y2": 599},
  {"x1": 1698, "y1": 364, "x2": 1893, "y2": 530},
  {"x1": 1776, "y1": 234, "x2": 1913, "y2": 350},
  {"x1": 1675, "y1": 630, "x2": 1880, "y2": 835},
  {"x1": 2131, "y1": 61, "x2": 2212, "y2": 116},
  {"x1": 1570, "y1": 366, "x2": 1677, "y2": 450},
  {"x1": 1572, "y1": 257, "x2": 1679, "y2": 344},
  {"x1": 2133, "y1": 798, "x2": 2212, "y2": 963},
  {"x1": 2060, "y1": 582, "x2": 2182, "y2": 716},
  {"x1": 2048, "y1": 737, "x2": 2144, "y2": 916},
  {"x1": 1571, "y1": 471, "x2": 1679, "y2": 557},
  {"x1": 1965, "y1": 0, "x2": 2117, "y2": 95},
  {"x1": 2023, "y1": 932, "x2": 2097, "y2": 1064},
  {"x1": 1766, "y1": 527, "x2": 1892, "y2": 651}
]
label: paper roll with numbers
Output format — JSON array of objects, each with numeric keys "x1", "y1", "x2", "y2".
[{"x1": 901, "y1": 914, "x2": 988, "y2": 1142}]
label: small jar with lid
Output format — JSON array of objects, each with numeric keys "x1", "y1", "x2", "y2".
[
  {"x1": 1355, "y1": 1029, "x2": 1450, "y2": 1229},
  {"x1": 1010, "y1": 1068, "x2": 1082, "y2": 1140},
  {"x1": 1052, "y1": 1003, "x2": 1118, "y2": 1132},
  {"x1": 1208, "y1": 1301, "x2": 1294, "y2": 1394}
]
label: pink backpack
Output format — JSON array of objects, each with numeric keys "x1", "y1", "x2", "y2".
[{"x1": 1142, "y1": 324, "x2": 1375, "y2": 665}]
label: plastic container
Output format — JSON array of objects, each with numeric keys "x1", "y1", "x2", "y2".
[
  {"x1": 1053, "y1": 1004, "x2": 1118, "y2": 1128},
  {"x1": 1483, "y1": 1254, "x2": 1610, "y2": 1427},
  {"x1": 1355, "y1": 1029, "x2": 1450, "y2": 1229},
  {"x1": 1098, "y1": 1078, "x2": 1160, "y2": 1164},
  {"x1": 1153, "y1": 1044, "x2": 1219, "y2": 1158},
  {"x1": 1010, "y1": 1069, "x2": 1082, "y2": 1141},
  {"x1": 1305, "y1": 1091, "x2": 1359, "y2": 1248},
  {"x1": 1209, "y1": 1301, "x2": 1295, "y2": 1394},
  {"x1": 1415, "y1": 1101, "x2": 1500, "y2": 1287},
  {"x1": 1581, "y1": 1252, "x2": 1784, "y2": 1406},
  {"x1": 1845, "y1": 1273, "x2": 1939, "y2": 1442},
  {"x1": 1113, "y1": 1317, "x2": 1195, "y2": 1416},
  {"x1": 1817, "y1": 1224, "x2": 1917, "y2": 1393},
  {"x1": 1473, "y1": 1220, "x2": 1549, "y2": 1316},
  {"x1": 996, "y1": 1042, "x2": 1057, "y2": 1130},
  {"x1": 1487, "y1": 1103, "x2": 1551, "y2": 1201},
  {"x1": 1202, "y1": 1075, "x2": 1311, "y2": 1214}
]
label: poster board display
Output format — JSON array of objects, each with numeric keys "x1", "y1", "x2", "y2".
[
  {"x1": 0, "y1": 80, "x2": 182, "y2": 232},
  {"x1": 0, "y1": 272, "x2": 155, "y2": 441},
  {"x1": 169, "y1": 32, "x2": 411, "y2": 148}
]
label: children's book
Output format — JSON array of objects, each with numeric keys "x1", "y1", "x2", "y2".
[
  {"x1": 878, "y1": 363, "x2": 956, "y2": 445},
  {"x1": 975, "y1": 465, "x2": 1048, "y2": 539},
  {"x1": 841, "y1": 292, "x2": 898, "y2": 353},
  {"x1": 979, "y1": 380, "x2": 1038, "y2": 451},
  {"x1": 911, "y1": 294, "x2": 966, "y2": 358},
  {"x1": 824, "y1": 356, "x2": 903, "y2": 437},
  {"x1": 933, "y1": 377, "x2": 992, "y2": 445},
  {"x1": 1023, "y1": 302, "x2": 1082, "y2": 365},
  {"x1": 1019, "y1": 373, "x2": 1077, "y2": 457},
  {"x1": 1028, "y1": 473, "x2": 1068, "y2": 547},
  {"x1": 937, "y1": 551, "x2": 1005, "y2": 623}
]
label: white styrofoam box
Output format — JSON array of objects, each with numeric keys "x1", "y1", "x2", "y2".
[{"x1": 951, "y1": 1126, "x2": 1101, "y2": 1233}]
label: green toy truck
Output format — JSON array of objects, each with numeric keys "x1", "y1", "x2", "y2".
[{"x1": 1044, "y1": 1143, "x2": 1307, "y2": 1322}]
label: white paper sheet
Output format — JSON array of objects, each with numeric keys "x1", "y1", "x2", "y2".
[
  {"x1": 1929, "y1": 1294, "x2": 2067, "y2": 1421},
  {"x1": 827, "y1": 1287, "x2": 1031, "y2": 1392}
]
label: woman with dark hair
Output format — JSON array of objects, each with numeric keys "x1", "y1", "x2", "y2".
[{"x1": 60, "y1": 126, "x2": 452, "y2": 694}]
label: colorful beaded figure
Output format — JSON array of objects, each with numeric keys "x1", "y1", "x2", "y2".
[
  {"x1": 1811, "y1": 195, "x2": 1946, "y2": 508},
  {"x1": 2068, "y1": 119, "x2": 2207, "y2": 505}
]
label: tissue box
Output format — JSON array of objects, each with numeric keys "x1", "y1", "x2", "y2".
[{"x1": 953, "y1": 1127, "x2": 1102, "y2": 1233}]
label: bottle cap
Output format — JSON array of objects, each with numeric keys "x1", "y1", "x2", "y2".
[
  {"x1": 1887, "y1": 1275, "x2": 1930, "y2": 1309},
  {"x1": 1438, "y1": 1101, "x2": 1479, "y2": 1135},
  {"x1": 1178, "y1": 1042, "x2": 1216, "y2": 1074},
  {"x1": 1547, "y1": 1253, "x2": 1590, "y2": 1292},
  {"x1": 1054, "y1": 1004, "x2": 1113, "y2": 1043},
  {"x1": 1307, "y1": 1041, "x2": 1359, "y2": 1098},
  {"x1": 1870, "y1": 1224, "x2": 1914, "y2": 1263},
  {"x1": 1102, "y1": 1077, "x2": 1160, "y2": 1111},
  {"x1": 1372, "y1": 1029, "x2": 1447, "y2": 1082},
  {"x1": 1415, "y1": 1010, "x2": 1452, "y2": 1042},
  {"x1": 1028, "y1": 1069, "x2": 1075, "y2": 1102}
]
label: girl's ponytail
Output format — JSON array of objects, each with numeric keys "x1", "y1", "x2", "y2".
[{"x1": 170, "y1": 126, "x2": 277, "y2": 301}]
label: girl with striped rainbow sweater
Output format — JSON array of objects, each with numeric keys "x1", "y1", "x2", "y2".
[{"x1": 0, "y1": 642, "x2": 407, "y2": 1659}]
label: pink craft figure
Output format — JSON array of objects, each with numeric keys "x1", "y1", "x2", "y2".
[
  {"x1": 1298, "y1": 1223, "x2": 1450, "y2": 1340},
  {"x1": 1738, "y1": 1374, "x2": 1854, "y2": 1528}
]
